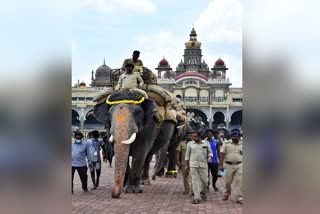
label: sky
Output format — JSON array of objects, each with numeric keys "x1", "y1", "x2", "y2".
[{"x1": 72, "y1": 0, "x2": 243, "y2": 87}]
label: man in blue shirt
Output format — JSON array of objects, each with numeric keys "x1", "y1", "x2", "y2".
[
  {"x1": 205, "y1": 129, "x2": 221, "y2": 192},
  {"x1": 87, "y1": 130, "x2": 105, "y2": 190},
  {"x1": 72, "y1": 132, "x2": 90, "y2": 194}
]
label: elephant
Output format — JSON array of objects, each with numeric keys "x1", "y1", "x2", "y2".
[
  {"x1": 151, "y1": 120, "x2": 194, "y2": 179},
  {"x1": 93, "y1": 90, "x2": 175, "y2": 198},
  {"x1": 188, "y1": 119, "x2": 208, "y2": 139}
]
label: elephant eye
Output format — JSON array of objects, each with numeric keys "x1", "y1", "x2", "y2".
[{"x1": 132, "y1": 108, "x2": 142, "y2": 116}]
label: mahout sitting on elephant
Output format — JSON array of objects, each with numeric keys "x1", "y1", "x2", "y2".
[{"x1": 93, "y1": 89, "x2": 176, "y2": 198}]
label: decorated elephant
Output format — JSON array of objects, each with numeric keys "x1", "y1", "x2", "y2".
[
  {"x1": 150, "y1": 120, "x2": 193, "y2": 179},
  {"x1": 93, "y1": 90, "x2": 175, "y2": 198}
]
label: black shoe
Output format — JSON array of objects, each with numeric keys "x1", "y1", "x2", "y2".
[
  {"x1": 83, "y1": 189, "x2": 88, "y2": 192},
  {"x1": 201, "y1": 193, "x2": 207, "y2": 201},
  {"x1": 192, "y1": 199, "x2": 200, "y2": 204},
  {"x1": 213, "y1": 186, "x2": 219, "y2": 192}
]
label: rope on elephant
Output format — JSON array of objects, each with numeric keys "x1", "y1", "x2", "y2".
[{"x1": 107, "y1": 89, "x2": 145, "y2": 105}]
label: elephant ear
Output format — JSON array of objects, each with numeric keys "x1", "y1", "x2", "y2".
[
  {"x1": 140, "y1": 98, "x2": 158, "y2": 124},
  {"x1": 93, "y1": 101, "x2": 111, "y2": 128}
]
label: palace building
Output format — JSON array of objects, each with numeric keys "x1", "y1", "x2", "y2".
[{"x1": 72, "y1": 27, "x2": 242, "y2": 137}]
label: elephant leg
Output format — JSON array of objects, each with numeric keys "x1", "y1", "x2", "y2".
[
  {"x1": 141, "y1": 152, "x2": 153, "y2": 185},
  {"x1": 153, "y1": 145, "x2": 169, "y2": 178},
  {"x1": 128, "y1": 126, "x2": 157, "y2": 193},
  {"x1": 123, "y1": 157, "x2": 131, "y2": 192},
  {"x1": 167, "y1": 140, "x2": 178, "y2": 172}
]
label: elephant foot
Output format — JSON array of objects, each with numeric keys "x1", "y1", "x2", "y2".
[
  {"x1": 123, "y1": 184, "x2": 143, "y2": 193},
  {"x1": 132, "y1": 185, "x2": 143, "y2": 193},
  {"x1": 165, "y1": 171, "x2": 178, "y2": 178}
]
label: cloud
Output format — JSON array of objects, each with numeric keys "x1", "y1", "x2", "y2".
[
  {"x1": 134, "y1": 30, "x2": 242, "y2": 87},
  {"x1": 195, "y1": 0, "x2": 242, "y2": 43},
  {"x1": 72, "y1": 0, "x2": 156, "y2": 15},
  {"x1": 72, "y1": 41, "x2": 77, "y2": 50},
  {"x1": 135, "y1": 31, "x2": 186, "y2": 71}
]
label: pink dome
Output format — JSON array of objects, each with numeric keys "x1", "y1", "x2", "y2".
[
  {"x1": 79, "y1": 82, "x2": 86, "y2": 87},
  {"x1": 215, "y1": 58, "x2": 225, "y2": 66},
  {"x1": 159, "y1": 57, "x2": 169, "y2": 66}
]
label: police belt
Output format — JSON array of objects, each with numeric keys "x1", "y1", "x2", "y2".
[{"x1": 225, "y1": 161, "x2": 242, "y2": 165}]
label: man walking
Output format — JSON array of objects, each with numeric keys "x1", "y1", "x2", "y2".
[
  {"x1": 205, "y1": 129, "x2": 220, "y2": 192},
  {"x1": 72, "y1": 132, "x2": 90, "y2": 194},
  {"x1": 176, "y1": 132, "x2": 193, "y2": 194},
  {"x1": 219, "y1": 130, "x2": 243, "y2": 204},
  {"x1": 185, "y1": 131, "x2": 213, "y2": 204},
  {"x1": 87, "y1": 130, "x2": 105, "y2": 190}
]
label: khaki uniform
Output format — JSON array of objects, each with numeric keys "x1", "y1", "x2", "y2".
[
  {"x1": 185, "y1": 140, "x2": 213, "y2": 200},
  {"x1": 221, "y1": 140, "x2": 243, "y2": 200},
  {"x1": 176, "y1": 140, "x2": 190, "y2": 193},
  {"x1": 115, "y1": 72, "x2": 147, "y2": 97},
  {"x1": 122, "y1": 58, "x2": 143, "y2": 71}
]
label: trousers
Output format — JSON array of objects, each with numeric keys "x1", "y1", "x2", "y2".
[
  {"x1": 224, "y1": 162, "x2": 242, "y2": 200},
  {"x1": 190, "y1": 167, "x2": 208, "y2": 200},
  {"x1": 181, "y1": 162, "x2": 190, "y2": 192},
  {"x1": 72, "y1": 166, "x2": 88, "y2": 191},
  {"x1": 208, "y1": 163, "x2": 219, "y2": 188}
]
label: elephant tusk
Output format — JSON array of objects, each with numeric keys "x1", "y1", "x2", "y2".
[
  {"x1": 109, "y1": 135, "x2": 114, "y2": 143},
  {"x1": 121, "y1": 133, "x2": 136, "y2": 144}
]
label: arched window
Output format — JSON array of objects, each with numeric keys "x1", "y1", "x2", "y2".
[
  {"x1": 184, "y1": 88, "x2": 197, "y2": 103},
  {"x1": 199, "y1": 90, "x2": 208, "y2": 103}
]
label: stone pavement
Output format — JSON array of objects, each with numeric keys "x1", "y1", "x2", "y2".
[{"x1": 72, "y1": 159, "x2": 242, "y2": 214}]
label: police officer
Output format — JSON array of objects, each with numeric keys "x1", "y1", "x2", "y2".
[
  {"x1": 185, "y1": 131, "x2": 213, "y2": 204},
  {"x1": 122, "y1": 50, "x2": 144, "y2": 71},
  {"x1": 219, "y1": 130, "x2": 243, "y2": 204},
  {"x1": 176, "y1": 132, "x2": 193, "y2": 194}
]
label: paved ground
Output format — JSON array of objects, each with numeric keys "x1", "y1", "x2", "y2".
[{"x1": 72, "y1": 159, "x2": 242, "y2": 214}]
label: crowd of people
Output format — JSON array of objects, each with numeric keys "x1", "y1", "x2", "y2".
[
  {"x1": 179, "y1": 128, "x2": 243, "y2": 204},
  {"x1": 72, "y1": 50, "x2": 243, "y2": 205}
]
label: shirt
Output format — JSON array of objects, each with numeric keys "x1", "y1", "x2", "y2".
[
  {"x1": 176, "y1": 140, "x2": 188, "y2": 163},
  {"x1": 221, "y1": 140, "x2": 243, "y2": 162},
  {"x1": 115, "y1": 72, "x2": 144, "y2": 90},
  {"x1": 87, "y1": 138, "x2": 105, "y2": 163},
  {"x1": 185, "y1": 140, "x2": 213, "y2": 168},
  {"x1": 206, "y1": 138, "x2": 219, "y2": 164},
  {"x1": 122, "y1": 58, "x2": 144, "y2": 70},
  {"x1": 72, "y1": 141, "x2": 90, "y2": 167}
]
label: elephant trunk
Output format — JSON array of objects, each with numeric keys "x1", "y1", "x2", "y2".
[
  {"x1": 110, "y1": 105, "x2": 137, "y2": 198},
  {"x1": 111, "y1": 143, "x2": 130, "y2": 198}
]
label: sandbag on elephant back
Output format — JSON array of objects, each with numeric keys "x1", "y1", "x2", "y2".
[
  {"x1": 140, "y1": 84, "x2": 175, "y2": 105},
  {"x1": 93, "y1": 87, "x2": 114, "y2": 104},
  {"x1": 140, "y1": 85, "x2": 177, "y2": 124}
]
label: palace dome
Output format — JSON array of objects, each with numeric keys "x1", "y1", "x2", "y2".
[
  {"x1": 215, "y1": 58, "x2": 225, "y2": 66},
  {"x1": 79, "y1": 81, "x2": 86, "y2": 87},
  {"x1": 159, "y1": 57, "x2": 169, "y2": 66}
]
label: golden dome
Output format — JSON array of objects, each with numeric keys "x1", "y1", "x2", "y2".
[
  {"x1": 185, "y1": 27, "x2": 201, "y2": 48},
  {"x1": 185, "y1": 40, "x2": 201, "y2": 48}
]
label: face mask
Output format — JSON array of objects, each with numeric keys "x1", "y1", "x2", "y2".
[{"x1": 75, "y1": 139, "x2": 81, "y2": 144}]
